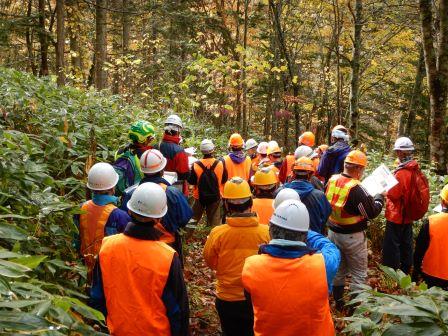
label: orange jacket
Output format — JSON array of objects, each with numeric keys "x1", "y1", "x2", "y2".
[
  {"x1": 191, "y1": 158, "x2": 225, "y2": 199},
  {"x1": 242, "y1": 253, "x2": 334, "y2": 336},
  {"x1": 203, "y1": 214, "x2": 270, "y2": 301},
  {"x1": 79, "y1": 201, "x2": 116, "y2": 278},
  {"x1": 252, "y1": 198, "x2": 274, "y2": 225},
  {"x1": 422, "y1": 213, "x2": 448, "y2": 280},
  {"x1": 99, "y1": 234, "x2": 175, "y2": 336},
  {"x1": 223, "y1": 155, "x2": 252, "y2": 181}
]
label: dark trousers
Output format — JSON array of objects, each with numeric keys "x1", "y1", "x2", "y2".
[
  {"x1": 215, "y1": 297, "x2": 254, "y2": 336},
  {"x1": 382, "y1": 221, "x2": 413, "y2": 274}
]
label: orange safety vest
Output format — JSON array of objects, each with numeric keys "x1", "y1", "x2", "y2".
[
  {"x1": 192, "y1": 158, "x2": 225, "y2": 199},
  {"x1": 326, "y1": 174, "x2": 364, "y2": 225},
  {"x1": 242, "y1": 253, "x2": 334, "y2": 336},
  {"x1": 100, "y1": 234, "x2": 175, "y2": 336},
  {"x1": 252, "y1": 198, "x2": 274, "y2": 225},
  {"x1": 224, "y1": 155, "x2": 252, "y2": 181},
  {"x1": 156, "y1": 183, "x2": 175, "y2": 244},
  {"x1": 422, "y1": 213, "x2": 448, "y2": 280},
  {"x1": 79, "y1": 200, "x2": 116, "y2": 278},
  {"x1": 285, "y1": 155, "x2": 295, "y2": 181}
]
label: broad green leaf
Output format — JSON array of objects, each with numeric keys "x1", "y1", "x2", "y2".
[{"x1": 11, "y1": 255, "x2": 48, "y2": 269}]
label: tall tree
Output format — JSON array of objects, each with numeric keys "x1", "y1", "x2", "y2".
[
  {"x1": 56, "y1": 0, "x2": 65, "y2": 86},
  {"x1": 419, "y1": 0, "x2": 448, "y2": 174},
  {"x1": 95, "y1": 0, "x2": 107, "y2": 89},
  {"x1": 349, "y1": 0, "x2": 363, "y2": 138},
  {"x1": 38, "y1": 0, "x2": 49, "y2": 76}
]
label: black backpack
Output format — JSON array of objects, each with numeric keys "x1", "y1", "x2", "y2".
[{"x1": 196, "y1": 160, "x2": 220, "y2": 206}]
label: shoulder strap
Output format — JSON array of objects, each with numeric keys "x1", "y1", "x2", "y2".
[
  {"x1": 210, "y1": 159, "x2": 220, "y2": 172},
  {"x1": 196, "y1": 160, "x2": 207, "y2": 171}
]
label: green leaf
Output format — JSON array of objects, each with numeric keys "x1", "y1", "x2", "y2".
[
  {"x1": 399, "y1": 275, "x2": 412, "y2": 289},
  {"x1": 0, "y1": 223, "x2": 28, "y2": 240},
  {"x1": 11, "y1": 255, "x2": 48, "y2": 269},
  {"x1": 0, "y1": 311, "x2": 52, "y2": 331}
]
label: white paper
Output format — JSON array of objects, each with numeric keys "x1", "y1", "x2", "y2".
[
  {"x1": 361, "y1": 164, "x2": 398, "y2": 196},
  {"x1": 163, "y1": 171, "x2": 178, "y2": 184},
  {"x1": 184, "y1": 147, "x2": 197, "y2": 156},
  {"x1": 434, "y1": 204, "x2": 443, "y2": 213},
  {"x1": 188, "y1": 156, "x2": 198, "y2": 169}
]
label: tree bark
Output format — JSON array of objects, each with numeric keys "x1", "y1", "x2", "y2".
[
  {"x1": 38, "y1": 0, "x2": 49, "y2": 76},
  {"x1": 419, "y1": 0, "x2": 448, "y2": 174},
  {"x1": 56, "y1": 0, "x2": 65, "y2": 86},
  {"x1": 241, "y1": 0, "x2": 249, "y2": 137},
  {"x1": 95, "y1": 0, "x2": 107, "y2": 90},
  {"x1": 349, "y1": 0, "x2": 363, "y2": 138},
  {"x1": 26, "y1": 0, "x2": 37, "y2": 76}
]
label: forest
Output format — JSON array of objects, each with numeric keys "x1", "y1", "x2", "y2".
[{"x1": 1, "y1": 0, "x2": 448, "y2": 335}]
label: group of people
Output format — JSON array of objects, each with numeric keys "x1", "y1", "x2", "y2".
[{"x1": 75, "y1": 114, "x2": 447, "y2": 335}]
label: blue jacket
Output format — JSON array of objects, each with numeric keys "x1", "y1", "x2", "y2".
[
  {"x1": 121, "y1": 175, "x2": 192, "y2": 233},
  {"x1": 258, "y1": 231, "x2": 340, "y2": 293},
  {"x1": 317, "y1": 140, "x2": 351, "y2": 183},
  {"x1": 283, "y1": 180, "x2": 332, "y2": 234}
]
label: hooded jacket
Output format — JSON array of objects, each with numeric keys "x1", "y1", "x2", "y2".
[
  {"x1": 386, "y1": 160, "x2": 419, "y2": 224},
  {"x1": 283, "y1": 180, "x2": 332, "y2": 234},
  {"x1": 317, "y1": 140, "x2": 351, "y2": 183}
]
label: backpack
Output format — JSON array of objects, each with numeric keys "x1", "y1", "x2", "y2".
[
  {"x1": 196, "y1": 160, "x2": 220, "y2": 206},
  {"x1": 112, "y1": 150, "x2": 143, "y2": 196},
  {"x1": 402, "y1": 167, "x2": 430, "y2": 221}
]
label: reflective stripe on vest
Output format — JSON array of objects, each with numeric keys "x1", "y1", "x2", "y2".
[
  {"x1": 422, "y1": 213, "x2": 448, "y2": 280},
  {"x1": 326, "y1": 175, "x2": 364, "y2": 225},
  {"x1": 100, "y1": 234, "x2": 175, "y2": 335},
  {"x1": 79, "y1": 201, "x2": 116, "y2": 278},
  {"x1": 242, "y1": 253, "x2": 334, "y2": 336},
  {"x1": 224, "y1": 155, "x2": 252, "y2": 181},
  {"x1": 252, "y1": 198, "x2": 274, "y2": 225}
]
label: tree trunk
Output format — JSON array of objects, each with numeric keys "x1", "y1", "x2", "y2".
[
  {"x1": 349, "y1": 0, "x2": 363, "y2": 138},
  {"x1": 420, "y1": 0, "x2": 448, "y2": 174},
  {"x1": 26, "y1": 0, "x2": 37, "y2": 76},
  {"x1": 38, "y1": 0, "x2": 49, "y2": 76},
  {"x1": 56, "y1": 0, "x2": 65, "y2": 86},
  {"x1": 241, "y1": 0, "x2": 249, "y2": 137},
  {"x1": 95, "y1": 0, "x2": 107, "y2": 90}
]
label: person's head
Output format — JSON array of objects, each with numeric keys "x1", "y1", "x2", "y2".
[
  {"x1": 87, "y1": 162, "x2": 119, "y2": 195},
  {"x1": 294, "y1": 145, "x2": 313, "y2": 160},
  {"x1": 228, "y1": 133, "x2": 244, "y2": 152},
  {"x1": 273, "y1": 188, "x2": 301, "y2": 209},
  {"x1": 140, "y1": 149, "x2": 167, "y2": 177},
  {"x1": 440, "y1": 184, "x2": 448, "y2": 208},
  {"x1": 293, "y1": 157, "x2": 315, "y2": 181},
  {"x1": 257, "y1": 142, "x2": 269, "y2": 158},
  {"x1": 200, "y1": 139, "x2": 215, "y2": 158},
  {"x1": 331, "y1": 125, "x2": 349, "y2": 144},
  {"x1": 267, "y1": 144, "x2": 282, "y2": 162},
  {"x1": 245, "y1": 139, "x2": 258, "y2": 157},
  {"x1": 222, "y1": 177, "x2": 253, "y2": 215},
  {"x1": 129, "y1": 120, "x2": 155, "y2": 147},
  {"x1": 127, "y1": 182, "x2": 167, "y2": 224},
  {"x1": 252, "y1": 168, "x2": 278, "y2": 197},
  {"x1": 269, "y1": 199, "x2": 309, "y2": 242},
  {"x1": 343, "y1": 150, "x2": 368, "y2": 180},
  {"x1": 393, "y1": 137, "x2": 414, "y2": 162},
  {"x1": 298, "y1": 131, "x2": 315, "y2": 147},
  {"x1": 164, "y1": 114, "x2": 183, "y2": 136}
]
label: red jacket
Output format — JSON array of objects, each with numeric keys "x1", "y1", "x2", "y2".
[{"x1": 386, "y1": 160, "x2": 419, "y2": 224}]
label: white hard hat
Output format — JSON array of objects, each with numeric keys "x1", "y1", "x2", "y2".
[
  {"x1": 270, "y1": 199, "x2": 309, "y2": 232},
  {"x1": 273, "y1": 188, "x2": 301, "y2": 209},
  {"x1": 268, "y1": 140, "x2": 279, "y2": 148},
  {"x1": 245, "y1": 139, "x2": 258, "y2": 150},
  {"x1": 200, "y1": 139, "x2": 215, "y2": 154},
  {"x1": 257, "y1": 142, "x2": 269, "y2": 155},
  {"x1": 140, "y1": 149, "x2": 167, "y2": 174},
  {"x1": 164, "y1": 114, "x2": 183, "y2": 131},
  {"x1": 393, "y1": 137, "x2": 415, "y2": 151},
  {"x1": 87, "y1": 162, "x2": 119, "y2": 191},
  {"x1": 294, "y1": 145, "x2": 313, "y2": 159},
  {"x1": 127, "y1": 182, "x2": 168, "y2": 218}
]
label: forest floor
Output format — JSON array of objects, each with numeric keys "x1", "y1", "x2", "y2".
[{"x1": 184, "y1": 221, "x2": 386, "y2": 335}]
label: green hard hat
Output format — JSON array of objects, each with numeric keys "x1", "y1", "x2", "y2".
[{"x1": 128, "y1": 120, "x2": 155, "y2": 143}]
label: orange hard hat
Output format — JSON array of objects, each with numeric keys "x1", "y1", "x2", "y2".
[
  {"x1": 298, "y1": 131, "x2": 315, "y2": 147},
  {"x1": 318, "y1": 144, "x2": 329, "y2": 152},
  {"x1": 229, "y1": 133, "x2": 244, "y2": 147},
  {"x1": 332, "y1": 125, "x2": 348, "y2": 133},
  {"x1": 345, "y1": 150, "x2": 367, "y2": 167},
  {"x1": 293, "y1": 157, "x2": 315, "y2": 172}
]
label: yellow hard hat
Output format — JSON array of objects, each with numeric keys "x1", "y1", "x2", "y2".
[
  {"x1": 267, "y1": 145, "x2": 282, "y2": 155},
  {"x1": 441, "y1": 184, "x2": 448, "y2": 203},
  {"x1": 229, "y1": 133, "x2": 244, "y2": 147},
  {"x1": 299, "y1": 131, "x2": 315, "y2": 147},
  {"x1": 223, "y1": 177, "x2": 252, "y2": 199},
  {"x1": 252, "y1": 168, "x2": 277, "y2": 186},
  {"x1": 345, "y1": 150, "x2": 367, "y2": 167},
  {"x1": 318, "y1": 144, "x2": 329, "y2": 153},
  {"x1": 293, "y1": 157, "x2": 315, "y2": 172}
]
